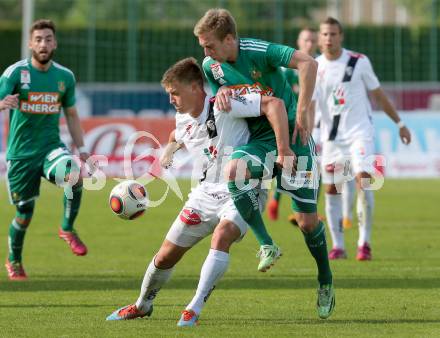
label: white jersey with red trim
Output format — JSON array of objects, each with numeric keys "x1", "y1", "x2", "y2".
[
  {"x1": 313, "y1": 48, "x2": 380, "y2": 143},
  {"x1": 174, "y1": 93, "x2": 261, "y2": 185}
]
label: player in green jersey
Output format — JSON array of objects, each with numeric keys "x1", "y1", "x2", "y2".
[
  {"x1": 0, "y1": 20, "x2": 89, "y2": 280},
  {"x1": 194, "y1": 9, "x2": 334, "y2": 319}
]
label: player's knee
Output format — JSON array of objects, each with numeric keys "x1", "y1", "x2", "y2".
[
  {"x1": 154, "y1": 241, "x2": 187, "y2": 269},
  {"x1": 15, "y1": 201, "x2": 35, "y2": 227},
  {"x1": 211, "y1": 221, "x2": 240, "y2": 251},
  {"x1": 64, "y1": 173, "x2": 83, "y2": 190},
  {"x1": 154, "y1": 251, "x2": 178, "y2": 269},
  {"x1": 15, "y1": 217, "x2": 32, "y2": 227},
  {"x1": 325, "y1": 184, "x2": 339, "y2": 194},
  {"x1": 224, "y1": 160, "x2": 239, "y2": 181},
  {"x1": 224, "y1": 159, "x2": 249, "y2": 181},
  {"x1": 296, "y1": 213, "x2": 319, "y2": 233},
  {"x1": 355, "y1": 172, "x2": 372, "y2": 190}
]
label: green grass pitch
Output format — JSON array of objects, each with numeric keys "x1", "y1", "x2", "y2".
[{"x1": 0, "y1": 178, "x2": 439, "y2": 337}]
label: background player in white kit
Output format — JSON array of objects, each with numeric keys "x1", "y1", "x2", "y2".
[
  {"x1": 313, "y1": 17, "x2": 411, "y2": 260},
  {"x1": 106, "y1": 58, "x2": 293, "y2": 326}
]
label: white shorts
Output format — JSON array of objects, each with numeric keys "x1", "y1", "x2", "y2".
[
  {"x1": 165, "y1": 182, "x2": 267, "y2": 247},
  {"x1": 321, "y1": 139, "x2": 375, "y2": 185}
]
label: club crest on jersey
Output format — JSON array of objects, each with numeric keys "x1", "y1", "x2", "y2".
[
  {"x1": 251, "y1": 68, "x2": 262, "y2": 80},
  {"x1": 332, "y1": 86, "x2": 345, "y2": 106},
  {"x1": 210, "y1": 63, "x2": 224, "y2": 80},
  {"x1": 58, "y1": 81, "x2": 65, "y2": 92}
]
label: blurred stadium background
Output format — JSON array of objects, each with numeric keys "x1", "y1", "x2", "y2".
[{"x1": 0, "y1": 0, "x2": 439, "y2": 178}]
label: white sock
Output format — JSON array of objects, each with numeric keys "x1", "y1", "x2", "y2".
[
  {"x1": 325, "y1": 193, "x2": 344, "y2": 249},
  {"x1": 357, "y1": 189, "x2": 374, "y2": 247},
  {"x1": 186, "y1": 249, "x2": 229, "y2": 315},
  {"x1": 135, "y1": 257, "x2": 174, "y2": 312},
  {"x1": 342, "y1": 179, "x2": 356, "y2": 220}
]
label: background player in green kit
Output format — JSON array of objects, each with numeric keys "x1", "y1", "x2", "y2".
[
  {"x1": 194, "y1": 9, "x2": 334, "y2": 318},
  {"x1": 0, "y1": 20, "x2": 89, "y2": 280}
]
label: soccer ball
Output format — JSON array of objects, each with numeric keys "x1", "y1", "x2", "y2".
[{"x1": 109, "y1": 180, "x2": 149, "y2": 220}]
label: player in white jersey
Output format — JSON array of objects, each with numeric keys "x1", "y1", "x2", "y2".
[
  {"x1": 312, "y1": 17, "x2": 411, "y2": 260},
  {"x1": 106, "y1": 58, "x2": 293, "y2": 326}
]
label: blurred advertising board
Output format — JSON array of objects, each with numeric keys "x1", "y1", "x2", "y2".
[{"x1": 0, "y1": 113, "x2": 439, "y2": 179}]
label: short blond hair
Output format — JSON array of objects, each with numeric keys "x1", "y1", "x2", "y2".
[
  {"x1": 161, "y1": 57, "x2": 204, "y2": 89},
  {"x1": 194, "y1": 8, "x2": 237, "y2": 40}
]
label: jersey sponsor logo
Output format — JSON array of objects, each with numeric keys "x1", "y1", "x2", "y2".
[
  {"x1": 20, "y1": 92, "x2": 61, "y2": 114},
  {"x1": 210, "y1": 63, "x2": 224, "y2": 80},
  {"x1": 179, "y1": 208, "x2": 201, "y2": 225},
  {"x1": 228, "y1": 82, "x2": 274, "y2": 97}
]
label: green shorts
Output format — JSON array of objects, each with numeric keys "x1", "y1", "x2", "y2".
[
  {"x1": 6, "y1": 146, "x2": 80, "y2": 205},
  {"x1": 231, "y1": 136, "x2": 319, "y2": 214}
]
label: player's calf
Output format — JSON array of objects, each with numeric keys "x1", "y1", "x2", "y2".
[
  {"x1": 5, "y1": 201, "x2": 34, "y2": 280},
  {"x1": 154, "y1": 240, "x2": 189, "y2": 269}
]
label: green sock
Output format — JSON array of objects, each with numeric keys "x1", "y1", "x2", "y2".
[
  {"x1": 61, "y1": 186, "x2": 83, "y2": 231},
  {"x1": 302, "y1": 221, "x2": 333, "y2": 286},
  {"x1": 228, "y1": 180, "x2": 273, "y2": 246},
  {"x1": 8, "y1": 220, "x2": 27, "y2": 263},
  {"x1": 273, "y1": 190, "x2": 281, "y2": 202}
]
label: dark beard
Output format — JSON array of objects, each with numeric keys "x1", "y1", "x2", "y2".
[{"x1": 32, "y1": 49, "x2": 54, "y2": 64}]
